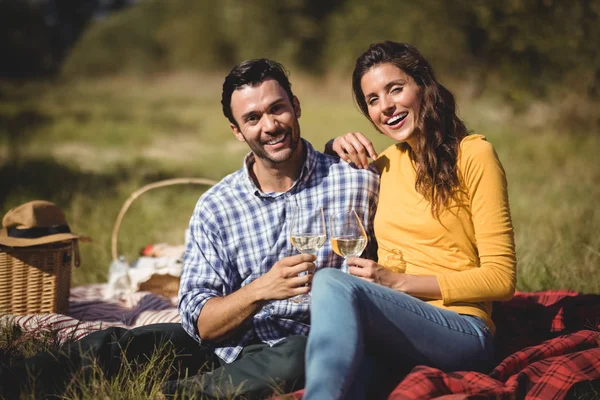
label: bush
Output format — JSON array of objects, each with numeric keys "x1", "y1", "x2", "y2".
[{"x1": 61, "y1": 1, "x2": 169, "y2": 77}]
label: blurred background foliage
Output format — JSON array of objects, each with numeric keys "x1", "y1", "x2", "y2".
[
  {"x1": 2, "y1": 0, "x2": 599, "y2": 130},
  {"x1": 0, "y1": 0, "x2": 599, "y2": 292}
]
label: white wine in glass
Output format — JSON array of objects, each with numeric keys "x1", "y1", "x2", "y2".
[
  {"x1": 289, "y1": 206, "x2": 326, "y2": 304},
  {"x1": 329, "y1": 209, "x2": 368, "y2": 264},
  {"x1": 290, "y1": 235, "x2": 327, "y2": 254}
]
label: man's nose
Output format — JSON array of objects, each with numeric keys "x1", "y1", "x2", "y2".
[{"x1": 261, "y1": 114, "x2": 277, "y2": 133}]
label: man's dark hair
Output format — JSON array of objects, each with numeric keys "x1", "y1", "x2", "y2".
[{"x1": 221, "y1": 58, "x2": 295, "y2": 128}]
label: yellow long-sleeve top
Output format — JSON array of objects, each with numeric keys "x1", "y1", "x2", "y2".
[{"x1": 373, "y1": 134, "x2": 516, "y2": 335}]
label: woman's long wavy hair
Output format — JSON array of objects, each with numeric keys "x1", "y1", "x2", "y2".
[{"x1": 352, "y1": 41, "x2": 469, "y2": 217}]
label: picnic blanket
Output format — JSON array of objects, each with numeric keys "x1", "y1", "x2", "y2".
[
  {"x1": 0, "y1": 284, "x2": 180, "y2": 343},
  {"x1": 276, "y1": 290, "x2": 600, "y2": 400},
  {"x1": 2, "y1": 288, "x2": 599, "y2": 399}
]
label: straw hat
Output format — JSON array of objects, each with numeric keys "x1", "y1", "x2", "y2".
[{"x1": 0, "y1": 200, "x2": 84, "y2": 247}]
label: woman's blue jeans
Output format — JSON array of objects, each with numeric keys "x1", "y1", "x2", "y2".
[{"x1": 304, "y1": 268, "x2": 494, "y2": 400}]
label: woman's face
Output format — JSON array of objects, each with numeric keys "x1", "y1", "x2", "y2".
[{"x1": 360, "y1": 63, "x2": 421, "y2": 149}]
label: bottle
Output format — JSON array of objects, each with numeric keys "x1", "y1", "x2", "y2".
[{"x1": 105, "y1": 256, "x2": 131, "y2": 299}]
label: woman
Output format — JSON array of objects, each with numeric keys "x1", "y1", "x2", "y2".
[{"x1": 303, "y1": 41, "x2": 516, "y2": 399}]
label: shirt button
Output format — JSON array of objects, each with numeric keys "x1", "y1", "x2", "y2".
[{"x1": 285, "y1": 192, "x2": 291, "y2": 197}]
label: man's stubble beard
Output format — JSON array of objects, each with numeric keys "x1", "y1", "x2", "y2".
[{"x1": 249, "y1": 119, "x2": 301, "y2": 165}]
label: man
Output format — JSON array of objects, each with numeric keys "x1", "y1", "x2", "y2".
[
  {"x1": 0, "y1": 59, "x2": 379, "y2": 400},
  {"x1": 164, "y1": 58, "x2": 379, "y2": 399}
]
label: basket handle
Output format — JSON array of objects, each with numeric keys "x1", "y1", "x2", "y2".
[{"x1": 111, "y1": 177, "x2": 218, "y2": 261}]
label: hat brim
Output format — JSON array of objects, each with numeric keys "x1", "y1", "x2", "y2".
[{"x1": 0, "y1": 229, "x2": 80, "y2": 247}]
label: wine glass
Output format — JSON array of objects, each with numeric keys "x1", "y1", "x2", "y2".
[
  {"x1": 329, "y1": 209, "x2": 368, "y2": 271},
  {"x1": 289, "y1": 206, "x2": 326, "y2": 304}
]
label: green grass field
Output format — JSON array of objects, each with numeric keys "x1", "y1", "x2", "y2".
[
  {"x1": 0, "y1": 321, "x2": 240, "y2": 399},
  {"x1": 1, "y1": 73, "x2": 599, "y2": 293}
]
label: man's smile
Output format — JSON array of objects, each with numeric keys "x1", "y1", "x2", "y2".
[{"x1": 263, "y1": 132, "x2": 288, "y2": 146}]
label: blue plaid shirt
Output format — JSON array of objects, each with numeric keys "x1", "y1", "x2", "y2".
[{"x1": 179, "y1": 140, "x2": 379, "y2": 363}]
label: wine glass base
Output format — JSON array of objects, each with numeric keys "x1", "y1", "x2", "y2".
[{"x1": 290, "y1": 293, "x2": 311, "y2": 304}]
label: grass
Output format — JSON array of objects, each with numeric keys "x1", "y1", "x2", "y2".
[
  {"x1": 0, "y1": 321, "x2": 67, "y2": 363},
  {"x1": 0, "y1": 321, "x2": 263, "y2": 399},
  {"x1": 59, "y1": 341, "x2": 181, "y2": 400},
  {"x1": 1, "y1": 72, "x2": 599, "y2": 294}
]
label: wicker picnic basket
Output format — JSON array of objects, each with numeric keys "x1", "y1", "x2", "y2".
[
  {"x1": 111, "y1": 178, "x2": 217, "y2": 299},
  {"x1": 0, "y1": 240, "x2": 79, "y2": 315}
]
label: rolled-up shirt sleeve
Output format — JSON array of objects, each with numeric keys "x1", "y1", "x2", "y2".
[{"x1": 178, "y1": 208, "x2": 230, "y2": 345}]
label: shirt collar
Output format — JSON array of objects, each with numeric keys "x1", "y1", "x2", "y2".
[{"x1": 242, "y1": 139, "x2": 317, "y2": 198}]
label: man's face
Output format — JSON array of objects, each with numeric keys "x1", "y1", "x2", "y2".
[{"x1": 229, "y1": 79, "x2": 301, "y2": 166}]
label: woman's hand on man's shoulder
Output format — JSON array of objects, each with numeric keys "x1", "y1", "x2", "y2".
[{"x1": 325, "y1": 132, "x2": 378, "y2": 169}]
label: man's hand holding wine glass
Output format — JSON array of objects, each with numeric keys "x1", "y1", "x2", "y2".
[{"x1": 250, "y1": 253, "x2": 317, "y2": 301}]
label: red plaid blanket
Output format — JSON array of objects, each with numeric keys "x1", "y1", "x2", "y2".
[{"x1": 276, "y1": 291, "x2": 600, "y2": 400}]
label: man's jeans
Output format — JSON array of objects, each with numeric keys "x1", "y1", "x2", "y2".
[
  {"x1": 163, "y1": 334, "x2": 307, "y2": 399},
  {"x1": 303, "y1": 268, "x2": 495, "y2": 400}
]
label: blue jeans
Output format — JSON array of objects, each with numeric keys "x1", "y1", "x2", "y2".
[{"x1": 304, "y1": 268, "x2": 495, "y2": 400}]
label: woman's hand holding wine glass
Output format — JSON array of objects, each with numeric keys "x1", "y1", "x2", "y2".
[
  {"x1": 329, "y1": 209, "x2": 397, "y2": 286},
  {"x1": 329, "y1": 210, "x2": 403, "y2": 288}
]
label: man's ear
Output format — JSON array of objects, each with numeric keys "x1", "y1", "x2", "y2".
[
  {"x1": 230, "y1": 122, "x2": 245, "y2": 142},
  {"x1": 293, "y1": 96, "x2": 301, "y2": 119}
]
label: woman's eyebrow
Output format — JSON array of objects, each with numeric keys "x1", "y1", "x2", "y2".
[
  {"x1": 385, "y1": 79, "x2": 407, "y2": 89},
  {"x1": 365, "y1": 79, "x2": 408, "y2": 98}
]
